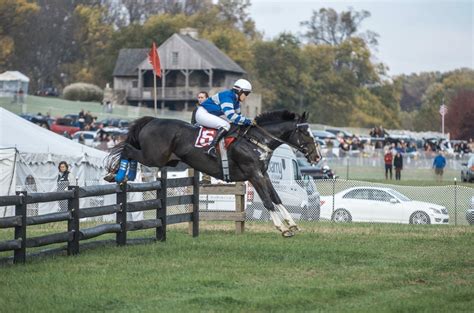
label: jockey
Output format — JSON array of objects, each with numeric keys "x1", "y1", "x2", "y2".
[{"x1": 196, "y1": 79, "x2": 254, "y2": 157}]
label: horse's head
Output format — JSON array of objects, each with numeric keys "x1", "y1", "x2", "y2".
[{"x1": 287, "y1": 112, "x2": 322, "y2": 164}]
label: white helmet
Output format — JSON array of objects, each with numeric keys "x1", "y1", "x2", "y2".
[{"x1": 233, "y1": 79, "x2": 252, "y2": 93}]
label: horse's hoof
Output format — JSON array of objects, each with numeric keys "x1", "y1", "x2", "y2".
[
  {"x1": 103, "y1": 173, "x2": 116, "y2": 182},
  {"x1": 289, "y1": 225, "x2": 301, "y2": 232},
  {"x1": 281, "y1": 230, "x2": 295, "y2": 238}
]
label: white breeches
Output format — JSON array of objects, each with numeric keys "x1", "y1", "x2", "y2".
[{"x1": 195, "y1": 107, "x2": 230, "y2": 131}]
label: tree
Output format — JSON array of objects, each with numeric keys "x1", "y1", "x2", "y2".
[
  {"x1": 300, "y1": 7, "x2": 378, "y2": 47},
  {"x1": 0, "y1": 0, "x2": 39, "y2": 68},
  {"x1": 445, "y1": 90, "x2": 474, "y2": 139}
]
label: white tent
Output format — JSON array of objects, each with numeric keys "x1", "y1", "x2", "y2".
[
  {"x1": 0, "y1": 107, "x2": 143, "y2": 220},
  {"x1": 0, "y1": 71, "x2": 29, "y2": 97}
]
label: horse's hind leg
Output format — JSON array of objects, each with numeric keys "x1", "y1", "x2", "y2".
[{"x1": 249, "y1": 174, "x2": 293, "y2": 237}]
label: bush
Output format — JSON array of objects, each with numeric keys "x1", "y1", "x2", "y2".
[{"x1": 63, "y1": 83, "x2": 103, "y2": 102}]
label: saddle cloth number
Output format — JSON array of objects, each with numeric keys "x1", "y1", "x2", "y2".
[{"x1": 195, "y1": 127, "x2": 217, "y2": 148}]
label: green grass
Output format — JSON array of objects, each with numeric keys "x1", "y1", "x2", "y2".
[
  {"x1": 1, "y1": 222, "x2": 473, "y2": 312},
  {"x1": 0, "y1": 95, "x2": 191, "y2": 121}
]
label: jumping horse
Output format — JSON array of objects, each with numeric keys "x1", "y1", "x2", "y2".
[{"x1": 105, "y1": 110, "x2": 321, "y2": 237}]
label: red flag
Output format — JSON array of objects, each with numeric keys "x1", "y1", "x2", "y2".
[{"x1": 148, "y1": 42, "x2": 161, "y2": 77}]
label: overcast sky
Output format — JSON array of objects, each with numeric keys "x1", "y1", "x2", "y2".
[{"x1": 248, "y1": 0, "x2": 473, "y2": 76}]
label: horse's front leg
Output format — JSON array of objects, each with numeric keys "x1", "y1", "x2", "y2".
[
  {"x1": 249, "y1": 174, "x2": 294, "y2": 237},
  {"x1": 265, "y1": 174, "x2": 301, "y2": 233}
]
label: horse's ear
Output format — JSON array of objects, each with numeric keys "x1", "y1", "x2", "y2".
[{"x1": 301, "y1": 111, "x2": 309, "y2": 122}]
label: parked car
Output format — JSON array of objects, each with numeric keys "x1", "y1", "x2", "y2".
[
  {"x1": 325, "y1": 128, "x2": 353, "y2": 139},
  {"x1": 297, "y1": 157, "x2": 336, "y2": 180},
  {"x1": 312, "y1": 130, "x2": 337, "y2": 140},
  {"x1": 19, "y1": 113, "x2": 54, "y2": 130},
  {"x1": 35, "y1": 87, "x2": 59, "y2": 97},
  {"x1": 320, "y1": 187, "x2": 449, "y2": 225},
  {"x1": 98, "y1": 118, "x2": 130, "y2": 129},
  {"x1": 50, "y1": 118, "x2": 80, "y2": 135},
  {"x1": 466, "y1": 196, "x2": 474, "y2": 225},
  {"x1": 461, "y1": 155, "x2": 474, "y2": 182},
  {"x1": 71, "y1": 131, "x2": 100, "y2": 147}
]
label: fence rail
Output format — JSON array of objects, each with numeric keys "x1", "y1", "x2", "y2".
[{"x1": 0, "y1": 169, "x2": 200, "y2": 264}]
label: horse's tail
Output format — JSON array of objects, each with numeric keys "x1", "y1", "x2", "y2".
[{"x1": 104, "y1": 116, "x2": 155, "y2": 173}]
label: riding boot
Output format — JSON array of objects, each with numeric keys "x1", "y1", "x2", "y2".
[{"x1": 206, "y1": 127, "x2": 228, "y2": 158}]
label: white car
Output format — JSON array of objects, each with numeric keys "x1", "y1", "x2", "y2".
[
  {"x1": 320, "y1": 187, "x2": 449, "y2": 225},
  {"x1": 72, "y1": 131, "x2": 99, "y2": 147}
]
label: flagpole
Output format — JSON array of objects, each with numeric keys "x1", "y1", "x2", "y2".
[{"x1": 153, "y1": 71, "x2": 157, "y2": 116}]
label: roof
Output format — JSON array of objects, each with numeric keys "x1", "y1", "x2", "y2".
[
  {"x1": 0, "y1": 71, "x2": 30, "y2": 82},
  {"x1": 0, "y1": 107, "x2": 107, "y2": 161},
  {"x1": 112, "y1": 49, "x2": 148, "y2": 77},
  {"x1": 176, "y1": 34, "x2": 245, "y2": 73},
  {"x1": 113, "y1": 34, "x2": 245, "y2": 77}
]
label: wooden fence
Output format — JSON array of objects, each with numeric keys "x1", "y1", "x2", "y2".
[{"x1": 0, "y1": 169, "x2": 248, "y2": 265}]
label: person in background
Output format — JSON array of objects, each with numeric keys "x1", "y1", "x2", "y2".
[
  {"x1": 384, "y1": 149, "x2": 393, "y2": 180},
  {"x1": 57, "y1": 161, "x2": 75, "y2": 212},
  {"x1": 432, "y1": 151, "x2": 446, "y2": 182},
  {"x1": 393, "y1": 151, "x2": 403, "y2": 180},
  {"x1": 191, "y1": 91, "x2": 209, "y2": 125}
]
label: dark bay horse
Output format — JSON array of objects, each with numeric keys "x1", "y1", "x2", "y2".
[{"x1": 105, "y1": 110, "x2": 321, "y2": 237}]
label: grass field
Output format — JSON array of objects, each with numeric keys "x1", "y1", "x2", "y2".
[
  {"x1": 0, "y1": 95, "x2": 191, "y2": 121},
  {"x1": 1, "y1": 222, "x2": 473, "y2": 312}
]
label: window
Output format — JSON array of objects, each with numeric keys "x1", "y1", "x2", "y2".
[
  {"x1": 132, "y1": 80, "x2": 138, "y2": 88},
  {"x1": 371, "y1": 190, "x2": 391, "y2": 202},
  {"x1": 343, "y1": 189, "x2": 370, "y2": 200},
  {"x1": 172, "y1": 52, "x2": 179, "y2": 65},
  {"x1": 292, "y1": 160, "x2": 300, "y2": 181}
]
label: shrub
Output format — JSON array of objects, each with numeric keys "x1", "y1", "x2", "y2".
[{"x1": 63, "y1": 83, "x2": 103, "y2": 102}]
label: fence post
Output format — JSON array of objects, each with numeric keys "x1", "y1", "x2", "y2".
[
  {"x1": 67, "y1": 185, "x2": 80, "y2": 255},
  {"x1": 14, "y1": 191, "x2": 27, "y2": 264},
  {"x1": 235, "y1": 182, "x2": 245, "y2": 234},
  {"x1": 454, "y1": 178, "x2": 457, "y2": 226},
  {"x1": 116, "y1": 183, "x2": 127, "y2": 246},
  {"x1": 332, "y1": 177, "x2": 336, "y2": 220},
  {"x1": 157, "y1": 168, "x2": 167, "y2": 242},
  {"x1": 191, "y1": 169, "x2": 199, "y2": 237}
]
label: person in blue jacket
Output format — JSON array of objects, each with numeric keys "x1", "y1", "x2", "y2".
[
  {"x1": 432, "y1": 151, "x2": 446, "y2": 182},
  {"x1": 195, "y1": 79, "x2": 254, "y2": 157}
]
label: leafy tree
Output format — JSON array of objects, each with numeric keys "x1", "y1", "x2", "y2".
[
  {"x1": 445, "y1": 90, "x2": 474, "y2": 139},
  {"x1": 301, "y1": 7, "x2": 378, "y2": 47},
  {"x1": 0, "y1": 0, "x2": 39, "y2": 69}
]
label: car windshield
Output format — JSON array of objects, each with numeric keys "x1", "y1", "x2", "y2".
[{"x1": 388, "y1": 189, "x2": 411, "y2": 202}]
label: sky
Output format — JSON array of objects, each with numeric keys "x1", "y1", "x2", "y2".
[{"x1": 248, "y1": 0, "x2": 473, "y2": 76}]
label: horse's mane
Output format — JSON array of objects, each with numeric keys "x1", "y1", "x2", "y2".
[{"x1": 255, "y1": 110, "x2": 297, "y2": 125}]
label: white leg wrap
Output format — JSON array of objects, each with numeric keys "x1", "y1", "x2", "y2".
[
  {"x1": 269, "y1": 210, "x2": 287, "y2": 230},
  {"x1": 276, "y1": 204, "x2": 297, "y2": 227}
]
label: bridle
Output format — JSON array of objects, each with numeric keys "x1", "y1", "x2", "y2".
[{"x1": 243, "y1": 122, "x2": 320, "y2": 160}]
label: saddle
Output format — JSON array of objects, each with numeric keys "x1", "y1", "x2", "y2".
[
  {"x1": 194, "y1": 125, "x2": 241, "y2": 182},
  {"x1": 194, "y1": 125, "x2": 239, "y2": 150}
]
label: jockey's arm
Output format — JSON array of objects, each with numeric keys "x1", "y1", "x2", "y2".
[{"x1": 221, "y1": 102, "x2": 252, "y2": 126}]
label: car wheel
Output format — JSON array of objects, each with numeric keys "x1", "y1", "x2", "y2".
[
  {"x1": 332, "y1": 209, "x2": 352, "y2": 223},
  {"x1": 410, "y1": 211, "x2": 431, "y2": 224}
]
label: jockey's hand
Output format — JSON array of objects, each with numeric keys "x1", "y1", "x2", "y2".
[
  {"x1": 243, "y1": 119, "x2": 252, "y2": 126},
  {"x1": 251, "y1": 119, "x2": 257, "y2": 126}
]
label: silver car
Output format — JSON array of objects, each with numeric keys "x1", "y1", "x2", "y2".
[{"x1": 461, "y1": 155, "x2": 474, "y2": 182}]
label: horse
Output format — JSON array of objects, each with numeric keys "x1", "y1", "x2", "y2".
[{"x1": 105, "y1": 110, "x2": 321, "y2": 237}]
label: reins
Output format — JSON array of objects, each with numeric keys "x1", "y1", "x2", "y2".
[{"x1": 242, "y1": 122, "x2": 317, "y2": 159}]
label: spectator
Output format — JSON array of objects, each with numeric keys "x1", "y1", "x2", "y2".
[
  {"x1": 191, "y1": 91, "x2": 209, "y2": 125},
  {"x1": 384, "y1": 149, "x2": 393, "y2": 180},
  {"x1": 432, "y1": 152, "x2": 446, "y2": 182},
  {"x1": 57, "y1": 161, "x2": 75, "y2": 211},
  {"x1": 78, "y1": 133, "x2": 85, "y2": 145},
  {"x1": 25, "y1": 175, "x2": 38, "y2": 215},
  {"x1": 393, "y1": 151, "x2": 403, "y2": 180},
  {"x1": 468, "y1": 138, "x2": 474, "y2": 153}
]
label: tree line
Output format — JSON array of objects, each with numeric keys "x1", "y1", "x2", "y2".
[{"x1": 1, "y1": 0, "x2": 472, "y2": 137}]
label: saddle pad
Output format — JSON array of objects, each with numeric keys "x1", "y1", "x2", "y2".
[{"x1": 194, "y1": 127, "x2": 217, "y2": 148}]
